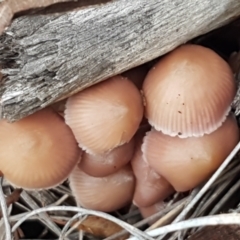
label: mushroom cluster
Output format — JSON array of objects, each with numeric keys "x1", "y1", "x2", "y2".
[
  {"x1": 142, "y1": 44, "x2": 239, "y2": 192},
  {"x1": 65, "y1": 74, "x2": 144, "y2": 211},
  {"x1": 0, "y1": 44, "x2": 238, "y2": 217}
]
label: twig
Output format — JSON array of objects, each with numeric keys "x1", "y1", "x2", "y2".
[
  {"x1": 127, "y1": 213, "x2": 240, "y2": 239},
  {"x1": 166, "y1": 192, "x2": 182, "y2": 207},
  {"x1": 54, "y1": 185, "x2": 72, "y2": 196},
  {"x1": 193, "y1": 177, "x2": 232, "y2": 217},
  {"x1": 171, "y1": 142, "x2": 240, "y2": 224},
  {"x1": 0, "y1": 177, "x2": 11, "y2": 240},
  {"x1": 60, "y1": 213, "x2": 87, "y2": 239},
  {"x1": 49, "y1": 193, "x2": 69, "y2": 206},
  {"x1": 104, "y1": 197, "x2": 189, "y2": 240},
  {"x1": 209, "y1": 178, "x2": 240, "y2": 215},
  {"x1": 20, "y1": 190, "x2": 62, "y2": 236},
  {"x1": 151, "y1": 143, "x2": 240, "y2": 240},
  {"x1": 11, "y1": 206, "x2": 155, "y2": 240},
  {"x1": 190, "y1": 189, "x2": 214, "y2": 218},
  {"x1": 147, "y1": 201, "x2": 185, "y2": 231},
  {"x1": 5, "y1": 189, "x2": 22, "y2": 206},
  {"x1": 185, "y1": 176, "x2": 240, "y2": 239},
  {"x1": 210, "y1": 162, "x2": 240, "y2": 187},
  {"x1": 121, "y1": 209, "x2": 140, "y2": 221},
  {"x1": 156, "y1": 188, "x2": 199, "y2": 240}
]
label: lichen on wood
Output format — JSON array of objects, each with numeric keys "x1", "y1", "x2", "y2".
[{"x1": 1, "y1": 0, "x2": 240, "y2": 121}]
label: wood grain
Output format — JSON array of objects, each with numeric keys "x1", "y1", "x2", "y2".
[
  {"x1": 0, "y1": 0, "x2": 76, "y2": 34},
  {"x1": 1, "y1": 0, "x2": 240, "y2": 121}
]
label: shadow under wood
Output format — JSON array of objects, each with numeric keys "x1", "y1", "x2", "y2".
[{"x1": 15, "y1": 0, "x2": 113, "y2": 18}]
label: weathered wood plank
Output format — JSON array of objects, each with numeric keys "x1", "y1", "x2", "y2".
[
  {"x1": 1, "y1": 0, "x2": 240, "y2": 121},
  {"x1": 0, "y1": 0, "x2": 76, "y2": 34}
]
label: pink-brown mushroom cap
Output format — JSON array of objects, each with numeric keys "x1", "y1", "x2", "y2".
[
  {"x1": 79, "y1": 138, "x2": 135, "y2": 177},
  {"x1": 131, "y1": 130, "x2": 174, "y2": 207},
  {"x1": 65, "y1": 75, "x2": 143, "y2": 154},
  {"x1": 0, "y1": 108, "x2": 80, "y2": 190},
  {"x1": 142, "y1": 114, "x2": 239, "y2": 192},
  {"x1": 143, "y1": 44, "x2": 236, "y2": 138},
  {"x1": 69, "y1": 164, "x2": 135, "y2": 212}
]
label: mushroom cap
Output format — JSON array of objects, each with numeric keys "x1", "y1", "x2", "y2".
[
  {"x1": 79, "y1": 138, "x2": 135, "y2": 177},
  {"x1": 131, "y1": 130, "x2": 174, "y2": 207},
  {"x1": 0, "y1": 108, "x2": 80, "y2": 190},
  {"x1": 143, "y1": 44, "x2": 236, "y2": 138},
  {"x1": 65, "y1": 75, "x2": 143, "y2": 154},
  {"x1": 142, "y1": 114, "x2": 239, "y2": 192},
  {"x1": 69, "y1": 165, "x2": 135, "y2": 212}
]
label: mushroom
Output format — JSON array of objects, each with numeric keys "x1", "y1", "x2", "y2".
[
  {"x1": 131, "y1": 128, "x2": 174, "y2": 207},
  {"x1": 65, "y1": 75, "x2": 143, "y2": 154},
  {"x1": 0, "y1": 108, "x2": 80, "y2": 190},
  {"x1": 142, "y1": 114, "x2": 239, "y2": 192},
  {"x1": 142, "y1": 44, "x2": 236, "y2": 138},
  {"x1": 79, "y1": 138, "x2": 135, "y2": 177},
  {"x1": 69, "y1": 164, "x2": 135, "y2": 212}
]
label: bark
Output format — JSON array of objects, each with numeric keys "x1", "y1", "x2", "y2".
[{"x1": 1, "y1": 0, "x2": 240, "y2": 120}]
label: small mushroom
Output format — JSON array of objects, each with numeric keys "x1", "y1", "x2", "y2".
[
  {"x1": 131, "y1": 128, "x2": 174, "y2": 207},
  {"x1": 0, "y1": 108, "x2": 80, "y2": 190},
  {"x1": 69, "y1": 164, "x2": 135, "y2": 212},
  {"x1": 79, "y1": 138, "x2": 135, "y2": 177},
  {"x1": 142, "y1": 44, "x2": 236, "y2": 138},
  {"x1": 142, "y1": 114, "x2": 239, "y2": 192},
  {"x1": 65, "y1": 75, "x2": 143, "y2": 154}
]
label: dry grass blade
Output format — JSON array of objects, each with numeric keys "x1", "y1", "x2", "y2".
[
  {"x1": 182, "y1": 178, "x2": 240, "y2": 240},
  {"x1": 20, "y1": 190, "x2": 62, "y2": 236},
  {"x1": 49, "y1": 194, "x2": 69, "y2": 206},
  {"x1": 104, "y1": 197, "x2": 189, "y2": 240},
  {"x1": 60, "y1": 213, "x2": 87, "y2": 238},
  {"x1": 0, "y1": 188, "x2": 22, "y2": 219},
  {"x1": 0, "y1": 177, "x2": 11, "y2": 240},
  {"x1": 11, "y1": 206, "x2": 155, "y2": 240},
  {"x1": 128, "y1": 213, "x2": 240, "y2": 239},
  {"x1": 209, "y1": 178, "x2": 240, "y2": 215},
  {"x1": 156, "y1": 188, "x2": 199, "y2": 240},
  {"x1": 209, "y1": 157, "x2": 240, "y2": 187},
  {"x1": 193, "y1": 178, "x2": 232, "y2": 217},
  {"x1": 147, "y1": 201, "x2": 185, "y2": 231},
  {"x1": 5, "y1": 189, "x2": 22, "y2": 207},
  {"x1": 171, "y1": 142, "x2": 240, "y2": 223}
]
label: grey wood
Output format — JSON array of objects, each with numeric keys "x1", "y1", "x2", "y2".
[
  {"x1": 0, "y1": 0, "x2": 76, "y2": 34},
  {"x1": 1, "y1": 0, "x2": 240, "y2": 121}
]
